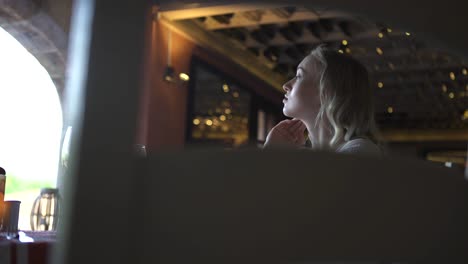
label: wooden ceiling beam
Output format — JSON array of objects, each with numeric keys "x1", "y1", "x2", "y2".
[
  {"x1": 165, "y1": 8, "x2": 354, "y2": 31},
  {"x1": 160, "y1": 4, "x2": 285, "y2": 20},
  {"x1": 203, "y1": 9, "x2": 320, "y2": 30},
  {"x1": 159, "y1": 17, "x2": 287, "y2": 92}
]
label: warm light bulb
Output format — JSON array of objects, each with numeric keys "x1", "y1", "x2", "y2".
[
  {"x1": 338, "y1": 49, "x2": 344, "y2": 54},
  {"x1": 377, "y1": 82, "x2": 384, "y2": 88},
  {"x1": 378, "y1": 32, "x2": 384, "y2": 38},
  {"x1": 462, "y1": 68, "x2": 467, "y2": 75},
  {"x1": 223, "y1": 84, "x2": 230, "y2": 93},
  {"x1": 449, "y1": 72, "x2": 456, "y2": 80},
  {"x1": 225, "y1": 108, "x2": 231, "y2": 114},
  {"x1": 345, "y1": 47, "x2": 351, "y2": 54},
  {"x1": 464, "y1": 110, "x2": 468, "y2": 119},
  {"x1": 193, "y1": 119, "x2": 200, "y2": 125},
  {"x1": 376, "y1": 47, "x2": 383, "y2": 55},
  {"x1": 341, "y1": 39, "x2": 348, "y2": 46},
  {"x1": 405, "y1": 32, "x2": 411, "y2": 36},
  {"x1": 386, "y1": 28, "x2": 392, "y2": 33},
  {"x1": 387, "y1": 107, "x2": 393, "y2": 113},
  {"x1": 448, "y1": 92, "x2": 455, "y2": 99},
  {"x1": 442, "y1": 84, "x2": 447, "y2": 93},
  {"x1": 179, "y1": 73, "x2": 190, "y2": 81},
  {"x1": 219, "y1": 115, "x2": 226, "y2": 121},
  {"x1": 233, "y1": 92, "x2": 239, "y2": 98},
  {"x1": 205, "y1": 119, "x2": 213, "y2": 126}
]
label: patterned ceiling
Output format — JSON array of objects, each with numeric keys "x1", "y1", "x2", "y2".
[{"x1": 168, "y1": 6, "x2": 468, "y2": 130}]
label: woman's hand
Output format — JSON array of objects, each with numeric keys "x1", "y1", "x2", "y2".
[{"x1": 264, "y1": 119, "x2": 307, "y2": 148}]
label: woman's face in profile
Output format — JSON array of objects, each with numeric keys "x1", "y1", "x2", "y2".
[{"x1": 282, "y1": 55, "x2": 321, "y2": 121}]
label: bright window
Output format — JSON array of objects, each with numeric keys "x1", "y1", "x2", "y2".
[{"x1": 0, "y1": 27, "x2": 63, "y2": 230}]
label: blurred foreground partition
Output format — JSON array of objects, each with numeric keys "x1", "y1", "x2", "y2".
[{"x1": 138, "y1": 150, "x2": 468, "y2": 263}]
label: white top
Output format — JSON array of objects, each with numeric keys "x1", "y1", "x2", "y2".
[{"x1": 336, "y1": 138, "x2": 381, "y2": 155}]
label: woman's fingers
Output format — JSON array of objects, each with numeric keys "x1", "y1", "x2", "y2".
[
  {"x1": 266, "y1": 119, "x2": 307, "y2": 146},
  {"x1": 285, "y1": 121, "x2": 302, "y2": 139},
  {"x1": 285, "y1": 120, "x2": 307, "y2": 142},
  {"x1": 277, "y1": 119, "x2": 301, "y2": 130},
  {"x1": 291, "y1": 120, "x2": 307, "y2": 134},
  {"x1": 272, "y1": 121, "x2": 297, "y2": 141},
  {"x1": 289, "y1": 119, "x2": 304, "y2": 131}
]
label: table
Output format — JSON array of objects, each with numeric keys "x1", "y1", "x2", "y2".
[{"x1": 0, "y1": 231, "x2": 55, "y2": 264}]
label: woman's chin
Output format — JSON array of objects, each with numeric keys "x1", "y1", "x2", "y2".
[{"x1": 282, "y1": 108, "x2": 295, "y2": 118}]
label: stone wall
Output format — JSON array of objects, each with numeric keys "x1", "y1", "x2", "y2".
[{"x1": 0, "y1": 0, "x2": 71, "y2": 100}]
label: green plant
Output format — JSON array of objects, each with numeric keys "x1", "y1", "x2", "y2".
[{"x1": 4, "y1": 175, "x2": 54, "y2": 194}]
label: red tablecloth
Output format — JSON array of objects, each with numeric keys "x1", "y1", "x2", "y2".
[{"x1": 0, "y1": 231, "x2": 55, "y2": 264}]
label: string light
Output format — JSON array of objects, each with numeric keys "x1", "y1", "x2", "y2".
[
  {"x1": 442, "y1": 84, "x2": 448, "y2": 93},
  {"x1": 463, "y1": 110, "x2": 468, "y2": 120},
  {"x1": 338, "y1": 49, "x2": 344, "y2": 54},
  {"x1": 378, "y1": 32, "x2": 384, "y2": 38},
  {"x1": 449, "y1": 72, "x2": 456, "y2": 80},
  {"x1": 405, "y1": 32, "x2": 411, "y2": 36},
  {"x1": 222, "y1": 84, "x2": 230, "y2": 93},
  {"x1": 377, "y1": 82, "x2": 384, "y2": 88},
  {"x1": 387, "y1": 106, "x2": 394, "y2": 113},
  {"x1": 448, "y1": 92, "x2": 455, "y2": 99},
  {"x1": 233, "y1": 92, "x2": 239, "y2": 98},
  {"x1": 345, "y1": 47, "x2": 351, "y2": 54},
  {"x1": 219, "y1": 115, "x2": 226, "y2": 121},
  {"x1": 225, "y1": 108, "x2": 231, "y2": 114},
  {"x1": 376, "y1": 47, "x2": 383, "y2": 55},
  {"x1": 462, "y1": 68, "x2": 467, "y2": 75},
  {"x1": 386, "y1": 28, "x2": 392, "y2": 33},
  {"x1": 341, "y1": 39, "x2": 348, "y2": 46},
  {"x1": 193, "y1": 119, "x2": 200, "y2": 125},
  {"x1": 205, "y1": 119, "x2": 213, "y2": 126}
]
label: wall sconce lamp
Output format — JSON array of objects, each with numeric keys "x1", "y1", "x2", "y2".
[
  {"x1": 163, "y1": 67, "x2": 190, "y2": 83},
  {"x1": 163, "y1": 29, "x2": 190, "y2": 84},
  {"x1": 179, "y1": 73, "x2": 190, "y2": 82},
  {"x1": 163, "y1": 65, "x2": 175, "y2": 82}
]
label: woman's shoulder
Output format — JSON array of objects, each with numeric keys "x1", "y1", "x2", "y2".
[{"x1": 336, "y1": 138, "x2": 382, "y2": 155}]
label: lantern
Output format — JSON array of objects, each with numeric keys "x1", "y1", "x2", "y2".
[{"x1": 30, "y1": 188, "x2": 59, "y2": 231}]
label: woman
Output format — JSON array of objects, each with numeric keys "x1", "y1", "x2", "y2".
[{"x1": 264, "y1": 45, "x2": 381, "y2": 155}]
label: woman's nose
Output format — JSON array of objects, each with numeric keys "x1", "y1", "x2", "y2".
[{"x1": 283, "y1": 79, "x2": 292, "y2": 92}]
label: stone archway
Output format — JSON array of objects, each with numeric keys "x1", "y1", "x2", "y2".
[
  {"x1": 0, "y1": 0, "x2": 70, "y2": 100},
  {"x1": 0, "y1": 0, "x2": 70, "y2": 230}
]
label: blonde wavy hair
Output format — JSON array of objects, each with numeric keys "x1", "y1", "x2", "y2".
[{"x1": 308, "y1": 45, "x2": 380, "y2": 149}]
